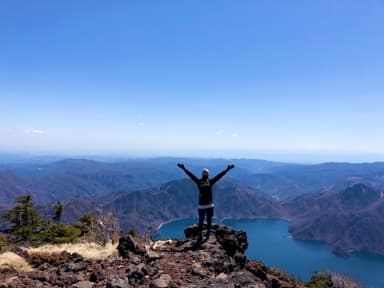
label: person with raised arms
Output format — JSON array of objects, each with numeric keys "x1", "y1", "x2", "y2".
[{"x1": 177, "y1": 163, "x2": 235, "y2": 242}]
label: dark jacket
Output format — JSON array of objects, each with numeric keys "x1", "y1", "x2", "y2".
[{"x1": 182, "y1": 168, "x2": 230, "y2": 206}]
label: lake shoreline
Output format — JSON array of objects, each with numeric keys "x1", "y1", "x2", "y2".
[
  {"x1": 155, "y1": 216, "x2": 293, "y2": 241},
  {"x1": 157, "y1": 216, "x2": 293, "y2": 231},
  {"x1": 158, "y1": 217, "x2": 382, "y2": 288},
  {"x1": 157, "y1": 216, "x2": 384, "y2": 258}
]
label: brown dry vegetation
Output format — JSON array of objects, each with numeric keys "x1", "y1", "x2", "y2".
[
  {"x1": 26, "y1": 242, "x2": 118, "y2": 261},
  {"x1": 0, "y1": 242, "x2": 118, "y2": 272},
  {"x1": 0, "y1": 252, "x2": 32, "y2": 272}
]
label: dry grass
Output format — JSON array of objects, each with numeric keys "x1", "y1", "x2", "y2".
[
  {"x1": 0, "y1": 242, "x2": 118, "y2": 272},
  {"x1": 26, "y1": 242, "x2": 119, "y2": 261},
  {"x1": 0, "y1": 251, "x2": 33, "y2": 272},
  {"x1": 152, "y1": 239, "x2": 174, "y2": 250}
]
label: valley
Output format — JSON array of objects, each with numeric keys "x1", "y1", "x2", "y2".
[{"x1": 1, "y1": 157, "x2": 384, "y2": 256}]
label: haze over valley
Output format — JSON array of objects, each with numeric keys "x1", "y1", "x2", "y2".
[
  {"x1": 1, "y1": 156, "x2": 384, "y2": 258},
  {"x1": 1, "y1": 2, "x2": 383, "y2": 286}
]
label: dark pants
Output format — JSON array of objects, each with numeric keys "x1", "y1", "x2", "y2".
[{"x1": 198, "y1": 207, "x2": 214, "y2": 234}]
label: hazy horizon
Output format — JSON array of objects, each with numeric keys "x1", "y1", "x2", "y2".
[
  {"x1": 1, "y1": 1, "x2": 383, "y2": 161},
  {"x1": 1, "y1": 149, "x2": 384, "y2": 164}
]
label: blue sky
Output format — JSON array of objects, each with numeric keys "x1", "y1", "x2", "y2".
[{"x1": 1, "y1": 1, "x2": 383, "y2": 162}]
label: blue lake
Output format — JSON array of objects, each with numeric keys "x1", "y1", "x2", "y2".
[{"x1": 157, "y1": 218, "x2": 384, "y2": 288}]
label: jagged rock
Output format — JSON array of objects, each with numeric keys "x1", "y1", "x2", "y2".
[
  {"x1": 270, "y1": 277, "x2": 281, "y2": 288},
  {"x1": 127, "y1": 263, "x2": 146, "y2": 285},
  {"x1": 55, "y1": 272, "x2": 81, "y2": 286},
  {"x1": 29, "y1": 271, "x2": 52, "y2": 282},
  {"x1": 229, "y1": 271, "x2": 260, "y2": 287},
  {"x1": 191, "y1": 262, "x2": 210, "y2": 277},
  {"x1": 216, "y1": 272, "x2": 229, "y2": 283},
  {"x1": 330, "y1": 272, "x2": 362, "y2": 288},
  {"x1": 71, "y1": 252, "x2": 85, "y2": 262},
  {"x1": 150, "y1": 274, "x2": 172, "y2": 288},
  {"x1": 107, "y1": 275, "x2": 130, "y2": 288},
  {"x1": 117, "y1": 235, "x2": 146, "y2": 258},
  {"x1": 3, "y1": 224, "x2": 362, "y2": 288},
  {"x1": 141, "y1": 263, "x2": 158, "y2": 276},
  {"x1": 234, "y1": 251, "x2": 247, "y2": 267},
  {"x1": 215, "y1": 225, "x2": 248, "y2": 256},
  {"x1": 184, "y1": 223, "x2": 204, "y2": 238},
  {"x1": 246, "y1": 260, "x2": 268, "y2": 281},
  {"x1": 62, "y1": 261, "x2": 89, "y2": 273},
  {"x1": 89, "y1": 270, "x2": 102, "y2": 283}
]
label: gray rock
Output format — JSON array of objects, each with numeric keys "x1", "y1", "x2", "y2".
[
  {"x1": 150, "y1": 274, "x2": 172, "y2": 288},
  {"x1": 142, "y1": 264, "x2": 158, "y2": 276},
  {"x1": 89, "y1": 269, "x2": 102, "y2": 282},
  {"x1": 246, "y1": 261, "x2": 268, "y2": 281},
  {"x1": 215, "y1": 226, "x2": 240, "y2": 256},
  {"x1": 230, "y1": 271, "x2": 259, "y2": 287},
  {"x1": 234, "y1": 251, "x2": 247, "y2": 267},
  {"x1": 29, "y1": 271, "x2": 51, "y2": 282},
  {"x1": 107, "y1": 275, "x2": 130, "y2": 288},
  {"x1": 64, "y1": 262, "x2": 89, "y2": 272},
  {"x1": 118, "y1": 235, "x2": 146, "y2": 258},
  {"x1": 216, "y1": 272, "x2": 229, "y2": 283},
  {"x1": 72, "y1": 281, "x2": 95, "y2": 288},
  {"x1": 191, "y1": 262, "x2": 210, "y2": 277},
  {"x1": 127, "y1": 263, "x2": 145, "y2": 285},
  {"x1": 71, "y1": 252, "x2": 85, "y2": 262},
  {"x1": 184, "y1": 223, "x2": 220, "y2": 238}
]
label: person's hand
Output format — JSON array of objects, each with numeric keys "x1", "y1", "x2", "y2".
[
  {"x1": 227, "y1": 164, "x2": 235, "y2": 170},
  {"x1": 177, "y1": 163, "x2": 185, "y2": 169}
]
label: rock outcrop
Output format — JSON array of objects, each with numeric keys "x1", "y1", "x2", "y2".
[{"x1": 0, "y1": 224, "x2": 356, "y2": 287}]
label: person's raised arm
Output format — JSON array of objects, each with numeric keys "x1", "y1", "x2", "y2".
[
  {"x1": 177, "y1": 163, "x2": 199, "y2": 183},
  {"x1": 210, "y1": 164, "x2": 235, "y2": 185}
]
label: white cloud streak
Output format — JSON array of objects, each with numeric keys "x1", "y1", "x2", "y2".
[
  {"x1": 25, "y1": 129, "x2": 45, "y2": 135},
  {"x1": 215, "y1": 131, "x2": 222, "y2": 136}
]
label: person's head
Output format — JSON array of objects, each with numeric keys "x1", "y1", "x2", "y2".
[{"x1": 202, "y1": 168, "x2": 209, "y2": 179}]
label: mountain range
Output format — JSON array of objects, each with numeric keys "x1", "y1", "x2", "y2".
[
  {"x1": 285, "y1": 183, "x2": 384, "y2": 256},
  {"x1": 1, "y1": 157, "x2": 384, "y2": 256},
  {"x1": 101, "y1": 179, "x2": 285, "y2": 233},
  {"x1": 2, "y1": 158, "x2": 384, "y2": 202}
]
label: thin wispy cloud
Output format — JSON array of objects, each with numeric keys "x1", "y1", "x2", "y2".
[
  {"x1": 25, "y1": 129, "x2": 45, "y2": 135},
  {"x1": 215, "y1": 131, "x2": 239, "y2": 137},
  {"x1": 215, "y1": 131, "x2": 223, "y2": 136}
]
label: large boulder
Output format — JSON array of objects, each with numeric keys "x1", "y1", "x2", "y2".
[
  {"x1": 184, "y1": 223, "x2": 248, "y2": 267},
  {"x1": 107, "y1": 275, "x2": 130, "y2": 288},
  {"x1": 117, "y1": 235, "x2": 146, "y2": 258}
]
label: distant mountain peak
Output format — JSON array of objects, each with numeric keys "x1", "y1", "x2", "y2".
[
  {"x1": 287, "y1": 183, "x2": 384, "y2": 256},
  {"x1": 339, "y1": 183, "x2": 380, "y2": 208}
]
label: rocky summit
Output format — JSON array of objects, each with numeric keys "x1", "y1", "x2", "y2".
[{"x1": 1, "y1": 224, "x2": 305, "y2": 288}]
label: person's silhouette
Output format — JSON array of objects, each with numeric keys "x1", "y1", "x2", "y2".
[{"x1": 177, "y1": 163, "x2": 235, "y2": 241}]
